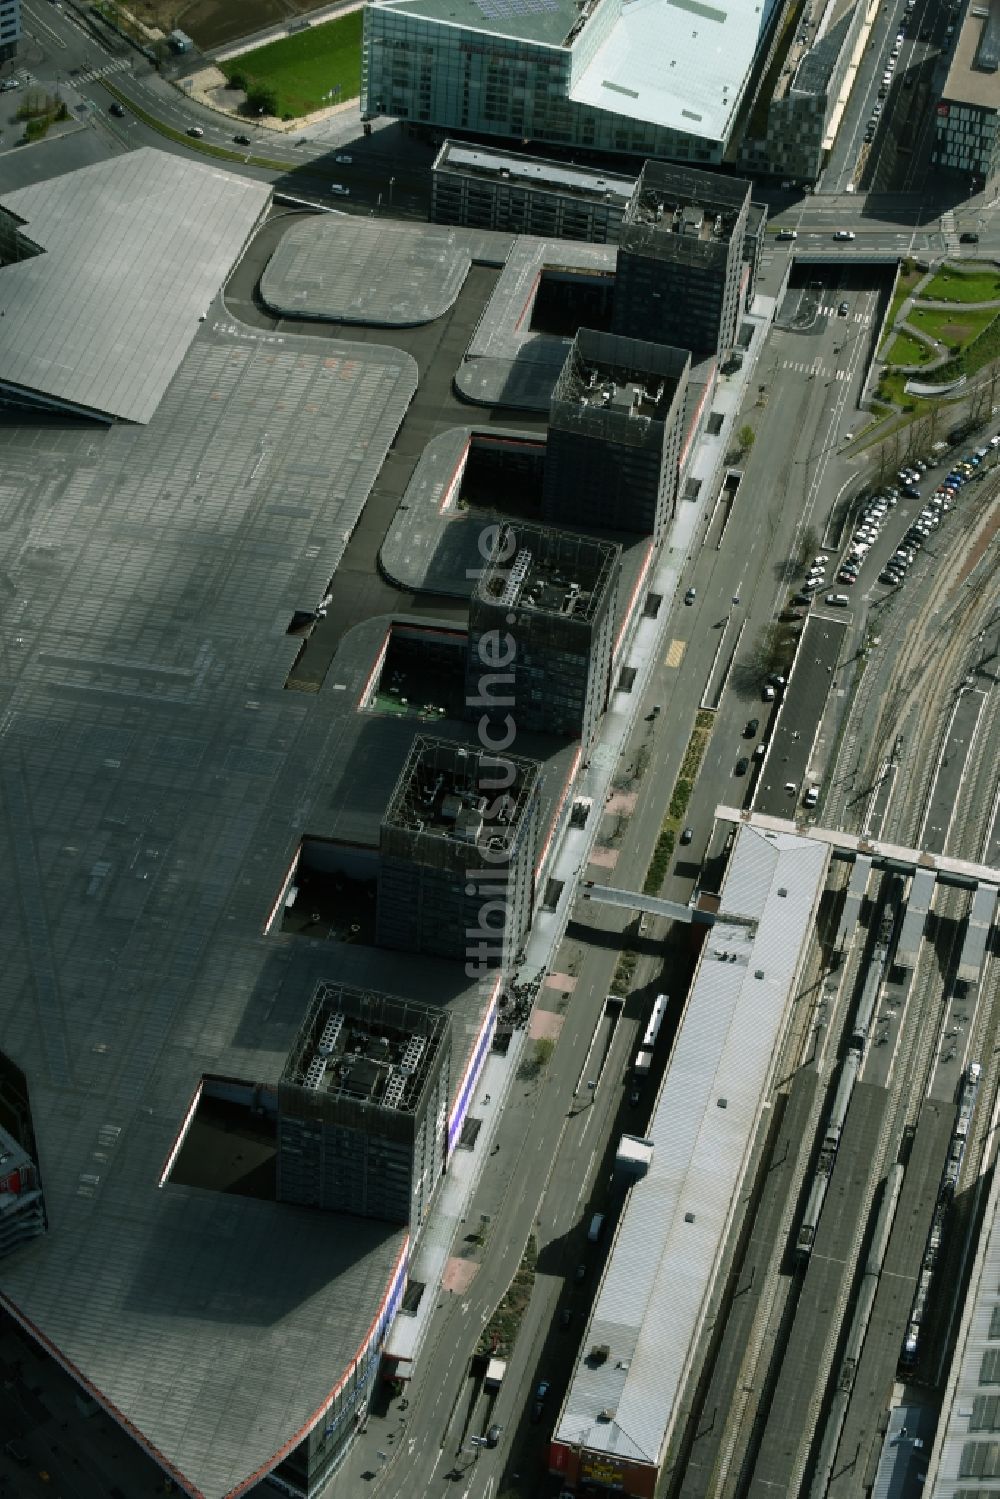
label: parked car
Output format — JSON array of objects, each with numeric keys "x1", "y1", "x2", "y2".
[
  {"x1": 744, "y1": 717, "x2": 760, "y2": 737},
  {"x1": 762, "y1": 684, "x2": 777, "y2": 702}
]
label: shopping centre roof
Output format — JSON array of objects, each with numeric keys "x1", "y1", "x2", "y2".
[{"x1": 0, "y1": 149, "x2": 270, "y2": 423}]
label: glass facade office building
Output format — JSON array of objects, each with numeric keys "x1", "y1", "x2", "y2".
[
  {"x1": 0, "y1": 0, "x2": 21, "y2": 61},
  {"x1": 362, "y1": 0, "x2": 743, "y2": 163}
]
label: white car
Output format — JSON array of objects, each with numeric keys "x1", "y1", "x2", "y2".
[
  {"x1": 834, "y1": 230, "x2": 856, "y2": 241},
  {"x1": 334, "y1": 153, "x2": 353, "y2": 164},
  {"x1": 330, "y1": 183, "x2": 350, "y2": 196}
]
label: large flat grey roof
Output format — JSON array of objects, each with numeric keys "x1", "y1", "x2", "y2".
[
  {"x1": 0, "y1": 148, "x2": 270, "y2": 423},
  {"x1": 260, "y1": 218, "x2": 472, "y2": 327},
  {"x1": 0, "y1": 315, "x2": 547, "y2": 1499},
  {"x1": 554, "y1": 822, "x2": 830, "y2": 1467}
]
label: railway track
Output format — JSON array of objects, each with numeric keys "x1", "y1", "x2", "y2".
[{"x1": 826, "y1": 478, "x2": 999, "y2": 836}]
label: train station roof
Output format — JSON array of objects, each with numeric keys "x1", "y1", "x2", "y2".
[{"x1": 553, "y1": 822, "x2": 829, "y2": 1470}]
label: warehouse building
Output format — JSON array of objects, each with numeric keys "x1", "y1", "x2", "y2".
[{"x1": 362, "y1": 0, "x2": 781, "y2": 166}]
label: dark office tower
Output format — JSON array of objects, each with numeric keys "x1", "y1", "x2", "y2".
[
  {"x1": 544, "y1": 327, "x2": 690, "y2": 538},
  {"x1": 277, "y1": 981, "x2": 451, "y2": 1227},
  {"x1": 613, "y1": 160, "x2": 752, "y2": 358},
  {"x1": 377, "y1": 737, "x2": 541, "y2": 973},
  {"x1": 468, "y1": 521, "x2": 620, "y2": 750}
]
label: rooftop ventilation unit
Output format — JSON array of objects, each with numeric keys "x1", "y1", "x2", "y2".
[
  {"x1": 304, "y1": 1056, "x2": 328, "y2": 1090},
  {"x1": 498, "y1": 549, "x2": 531, "y2": 607}
]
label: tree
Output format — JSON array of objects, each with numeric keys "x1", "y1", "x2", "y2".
[
  {"x1": 737, "y1": 423, "x2": 756, "y2": 455},
  {"x1": 799, "y1": 526, "x2": 821, "y2": 566},
  {"x1": 245, "y1": 82, "x2": 278, "y2": 117}
]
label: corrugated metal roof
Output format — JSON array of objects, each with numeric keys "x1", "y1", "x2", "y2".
[
  {"x1": 0, "y1": 149, "x2": 270, "y2": 423},
  {"x1": 930, "y1": 1160, "x2": 1000, "y2": 1499},
  {"x1": 874, "y1": 1406, "x2": 937, "y2": 1499},
  {"x1": 554, "y1": 823, "x2": 829, "y2": 1466}
]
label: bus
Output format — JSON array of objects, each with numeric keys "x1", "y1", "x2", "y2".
[{"x1": 642, "y1": 994, "x2": 668, "y2": 1051}]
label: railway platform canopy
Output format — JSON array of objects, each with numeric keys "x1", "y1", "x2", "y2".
[
  {"x1": 717, "y1": 808, "x2": 1000, "y2": 891},
  {"x1": 549, "y1": 822, "x2": 829, "y2": 1493}
]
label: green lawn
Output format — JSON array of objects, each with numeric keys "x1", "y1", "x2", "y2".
[
  {"x1": 932, "y1": 312, "x2": 1000, "y2": 384},
  {"x1": 880, "y1": 262, "x2": 924, "y2": 350},
  {"x1": 885, "y1": 330, "x2": 933, "y2": 367},
  {"x1": 220, "y1": 11, "x2": 363, "y2": 118},
  {"x1": 918, "y1": 264, "x2": 1000, "y2": 304},
  {"x1": 873, "y1": 367, "x2": 933, "y2": 414},
  {"x1": 908, "y1": 304, "x2": 997, "y2": 349}
]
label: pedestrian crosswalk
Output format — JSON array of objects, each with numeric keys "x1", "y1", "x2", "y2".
[
  {"x1": 817, "y1": 306, "x2": 868, "y2": 322},
  {"x1": 940, "y1": 209, "x2": 963, "y2": 253},
  {"x1": 71, "y1": 58, "x2": 133, "y2": 86},
  {"x1": 780, "y1": 360, "x2": 852, "y2": 380}
]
